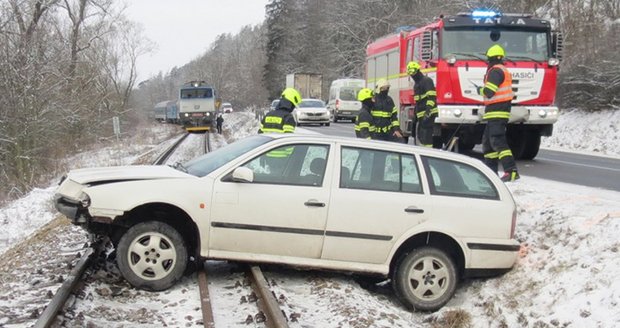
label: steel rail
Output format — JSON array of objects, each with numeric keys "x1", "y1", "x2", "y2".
[{"x1": 248, "y1": 265, "x2": 289, "y2": 328}]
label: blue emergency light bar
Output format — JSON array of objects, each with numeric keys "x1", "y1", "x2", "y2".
[{"x1": 471, "y1": 10, "x2": 500, "y2": 17}]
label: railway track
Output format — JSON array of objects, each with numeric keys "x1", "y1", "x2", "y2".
[
  {"x1": 34, "y1": 130, "x2": 291, "y2": 327},
  {"x1": 33, "y1": 132, "x2": 196, "y2": 328}
]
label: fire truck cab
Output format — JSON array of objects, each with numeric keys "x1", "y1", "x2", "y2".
[{"x1": 366, "y1": 10, "x2": 563, "y2": 159}]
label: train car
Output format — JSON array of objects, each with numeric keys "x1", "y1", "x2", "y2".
[
  {"x1": 178, "y1": 81, "x2": 218, "y2": 132},
  {"x1": 153, "y1": 101, "x2": 167, "y2": 122},
  {"x1": 153, "y1": 100, "x2": 179, "y2": 123}
]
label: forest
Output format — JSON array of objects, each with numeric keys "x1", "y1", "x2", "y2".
[{"x1": 1, "y1": 0, "x2": 619, "y2": 200}]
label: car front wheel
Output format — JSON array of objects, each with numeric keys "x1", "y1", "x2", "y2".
[
  {"x1": 117, "y1": 221, "x2": 188, "y2": 291},
  {"x1": 392, "y1": 247, "x2": 457, "y2": 311}
]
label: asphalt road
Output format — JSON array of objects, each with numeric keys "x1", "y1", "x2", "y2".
[{"x1": 299, "y1": 122, "x2": 620, "y2": 192}]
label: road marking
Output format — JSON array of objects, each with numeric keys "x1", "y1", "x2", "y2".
[{"x1": 538, "y1": 157, "x2": 620, "y2": 172}]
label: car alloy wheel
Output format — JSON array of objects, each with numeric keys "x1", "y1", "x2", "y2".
[
  {"x1": 392, "y1": 247, "x2": 457, "y2": 311},
  {"x1": 117, "y1": 221, "x2": 187, "y2": 291}
]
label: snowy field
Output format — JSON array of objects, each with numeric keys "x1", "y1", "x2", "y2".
[{"x1": 0, "y1": 109, "x2": 618, "y2": 327}]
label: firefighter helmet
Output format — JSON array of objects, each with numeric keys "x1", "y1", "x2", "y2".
[
  {"x1": 407, "y1": 61, "x2": 421, "y2": 75},
  {"x1": 281, "y1": 87, "x2": 302, "y2": 107},
  {"x1": 357, "y1": 88, "x2": 374, "y2": 102},
  {"x1": 486, "y1": 44, "x2": 505, "y2": 58},
  {"x1": 375, "y1": 79, "x2": 390, "y2": 92}
]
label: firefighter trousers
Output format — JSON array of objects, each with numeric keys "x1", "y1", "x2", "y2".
[
  {"x1": 482, "y1": 118, "x2": 517, "y2": 174},
  {"x1": 416, "y1": 116, "x2": 442, "y2": 148}
]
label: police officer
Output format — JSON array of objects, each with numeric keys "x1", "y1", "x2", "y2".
[
  {"x1": 373, "y1": 79, "x2": 403, "y2": 142},
  {"x1": 478, "y1": 45, "x2": 520, "y2": 182},
  {"x1": 354, "y1": 88, "x2": 376, "y2": 139},
  {"x1": 258, "y1": 87, "x2": 301, "y2": 134},
  {"x1": 407, "y1": 61, "x2": 440, "y2": 148}
]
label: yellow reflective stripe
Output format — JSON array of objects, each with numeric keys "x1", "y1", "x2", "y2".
[
  {"x1": 427, "y1": 100, "x2": 436, "y2": 107},
  {"x1": 485, "y1": 82, "x2": 499, "y2": 92},
  {"x1": 416, "y1": 112, "x2": 425, "y2": 118},
  {"x1": 483, "y1": 111, "x2": 511, "y2": 120},
  {"x1": 371, "y1": 111, "x2": 391, "y2": 118},
  {"x1": 358, "y1": 122, "x2": 370, "y2": 128},
  {"x1": 391, "y1": 121, "x2": 399, "y2": 128},
  {"x1": 429, "y1": 108, "x2": 439, "y2": 115},
  {"x1": 424, "y1": 90, "x2": 436, "y2": 96},
  {"x1": 283, "y1": 124, "x2": 295, "y2": 132},
  {"x1": 422, "y1": 144, "x2": 433, "y2": 147},
  {"x1": 261, "y1": 128, "x2": 283, "y2": 133},
  {"x1": 414, "y1": 95, "x2": 421, "y2": 101},
  {"x1": 498, "y1": 149, "x2": 514, "y2": 159},
  {"x1": 265, "y1": 116, "x2": 283, "y2": 124},
  {"x1": 484, "y1": 152, "x2": 499, "y2": 159}
]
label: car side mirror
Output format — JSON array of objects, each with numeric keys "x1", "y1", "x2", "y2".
[{"x1": 232, "y1": 167, "x2": 254, "y2": 183}]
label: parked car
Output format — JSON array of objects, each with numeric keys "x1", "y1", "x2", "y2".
[
  {"x1": 293, "y1": 99, "x2": 330, "y2": 126},
  {"x1": 54, "y1": 134, "x2": 520, "y2": 311},
  {"x1": 221, "y1": 102, "x2": 233, "y2": 113}
]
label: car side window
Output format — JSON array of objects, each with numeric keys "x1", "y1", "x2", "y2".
[
  {"x1": 422, "y1": 156, "x2": 499, "y2": 199},
  {"x1": 243, "y1": 144, "x2": 329, "y2": 187},
  {"x1": 340, "y1": 147, "x2": 422, "y2": 193}
]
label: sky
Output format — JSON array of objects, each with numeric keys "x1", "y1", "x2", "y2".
[
  {"x1": 124, "y1": 0, "x2": 270, "y2": 82},
  {"x1": 0, "y1": 109, "x2": 619, "y2": 327}
]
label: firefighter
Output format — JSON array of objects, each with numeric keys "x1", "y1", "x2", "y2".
[
  {"x1": 407, "y1": 61, "x2": 441, "y2": 149},
  {"x1": 373, "y1": 79, "x2": 403, "y2": 142},
  {"x1": 258, "y1": 87, "x2": 301, "y2": 134},
  {"x1": 478, "y1": 44, "x2": 520, "y2": 182},
  {"x1": 354, "y1": 88, "x2": 376, "y2": 139}
]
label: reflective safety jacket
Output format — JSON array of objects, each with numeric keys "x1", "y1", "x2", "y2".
[
  {"x1": 412, "y1": 73, "x2": 438, "y2": 120},
  {"x1": 480, "y1": 64, "x2": 514, "y2": 120},
  {"x1": 372, "y1": 93, "x2": 400, "y2": 135},
  {"x1": 355, "y1": 103, "x2": 375, "y2": 139},
  {"x1": 258, "y1": 109, "x2": 296, "y2": 134}
]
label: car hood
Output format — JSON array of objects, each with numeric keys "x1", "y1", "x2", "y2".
[{"x1": 67, "y1": 165, "x2": 192, "y2": 185}]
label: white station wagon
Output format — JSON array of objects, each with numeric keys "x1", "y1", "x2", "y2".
[{"x1": 54, "y1": 134, "x2": 520, "y2": 311}]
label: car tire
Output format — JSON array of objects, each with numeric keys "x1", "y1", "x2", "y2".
[
  {"x1": 326, "y1": 122, "x2": 330, "y2": 127},
  {"x1": 392, "y1": 247, "x2": 457, "y2": 311},
  {"x1": 117, "y1": 221, "x2": 188, "y2": 291}
]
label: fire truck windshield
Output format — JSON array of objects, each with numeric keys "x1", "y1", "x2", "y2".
[{"x1": 442, "y1": 29, "x2": 549, "y2": 61}]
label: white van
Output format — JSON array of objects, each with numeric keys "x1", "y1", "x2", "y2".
[{"x1": 327, "y1": 79, "x2": 365, "y2": 122}]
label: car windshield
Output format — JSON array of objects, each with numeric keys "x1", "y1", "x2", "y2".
[
  {"x1": 183, "y1": 135, "x2": 272, "y2": 177},
  {"x1": 299, "y1": 100, "x2": 325, "y2": 108}
]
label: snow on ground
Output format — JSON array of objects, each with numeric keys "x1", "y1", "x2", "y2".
[{"x1": 0, "y1": 109, "x2": 618, "y2": 328}]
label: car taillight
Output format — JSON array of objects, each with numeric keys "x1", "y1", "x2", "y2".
[
  {"x1": 510, "y1": 209, "x2": 517, "y2": 238},
  {"x1": 336, "y1": 99, "x2": 340, "y2": 109}
]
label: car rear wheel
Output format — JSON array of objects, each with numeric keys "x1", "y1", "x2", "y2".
[
  {"x1": 392, "y1": 247, "x2": 457, "y2": 311},
  {"x1": 117, "y1": 221, "x2": 188, "y2": 291}
]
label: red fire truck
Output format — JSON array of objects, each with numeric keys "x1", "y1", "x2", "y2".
[{"x1": 365, "y1": 10, "x2": 563, "y2": 159}]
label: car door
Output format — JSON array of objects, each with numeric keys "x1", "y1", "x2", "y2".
[
  {"x1": 322, "y1": 145, "x2": 432, "y2": 264},
  {"x1": 209, "y1": 142, "x2": 333, "y2": 259}
]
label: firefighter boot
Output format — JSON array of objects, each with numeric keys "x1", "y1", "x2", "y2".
[{"x1": 501, "y1": 170, "x2": 520, "y2": 182}]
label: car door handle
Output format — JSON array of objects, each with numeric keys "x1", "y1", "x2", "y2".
[
  {"x1": 304, "y1": 200, "x2": 325, "y2": 207},
  {"x1": 405, "y1": 206, "x2": 424, "y2": 213}
]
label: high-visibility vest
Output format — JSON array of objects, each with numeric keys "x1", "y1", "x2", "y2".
[{"x1": 483, "y1": 65, "x2": 514, "y2": 106}]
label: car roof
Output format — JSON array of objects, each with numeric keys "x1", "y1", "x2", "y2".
[{"x1": 263, "y1": 133, "x2": 482, "y2": 166}]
